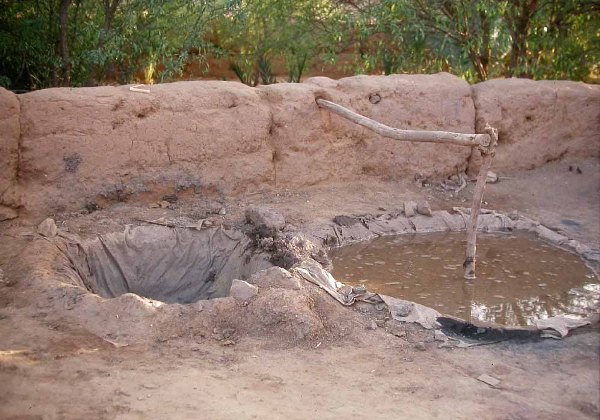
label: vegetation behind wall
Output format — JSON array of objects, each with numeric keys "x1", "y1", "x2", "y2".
[{"x1": 1, "y1": 0, "x2": 598, "y2": 91}]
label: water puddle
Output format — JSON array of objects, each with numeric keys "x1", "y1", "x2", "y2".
[{"x1": 330, "y1": 232, "x2": 599, "y2": 326}]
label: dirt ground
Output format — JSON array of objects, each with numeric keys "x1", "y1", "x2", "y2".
[{"x1": 0, "y1": 158, "x2": 599, "y2": 419}]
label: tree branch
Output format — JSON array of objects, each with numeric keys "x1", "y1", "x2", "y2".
[{"x1": 316, "y1": 98, "x2": 491, "y2": 148}]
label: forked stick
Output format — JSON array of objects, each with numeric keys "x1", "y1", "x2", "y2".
[
  {"x1": 463, "y1": 126, "x2": 498, "y2": 279},
  {"x1": 315, "y1": 98, "x2": 497, "y2": 279}
]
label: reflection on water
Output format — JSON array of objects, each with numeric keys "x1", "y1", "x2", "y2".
[{"x1": 329, "y1": 232, "x2": 599, "y2": 326}]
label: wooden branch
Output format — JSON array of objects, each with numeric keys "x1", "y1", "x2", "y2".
[
  {"x1": 316, "y1": 98, "x2": 491, "y2": 148},
  {"x1": 316, "y1": 97, "x2": 498, "y2": 280},
  {"x1": 463, "y1": 125, "x2": 498, "y2": 279}
]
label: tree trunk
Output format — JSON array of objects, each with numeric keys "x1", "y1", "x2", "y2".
[
  {"x1": 58, "y1": 0, "x2": 72, "y2": 86},
  {"x1": 506, "y1": 0, "x2": 539, "y2": 77},
  {"x1": 87, "y1": 0, "x2": 121, "y2": 85}
]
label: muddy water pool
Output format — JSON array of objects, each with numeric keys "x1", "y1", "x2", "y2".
[{"x1": 329, "y1": 232, "x2": 599, "y2": 326}]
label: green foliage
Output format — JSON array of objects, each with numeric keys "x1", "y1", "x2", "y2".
[
  {"x1": 0, "y1": 0, "x2": 597, "y2": 90},
  {"x1": 0, "y1": 0, "x2": 223, "y2": 90},
  {"x1": 0, "y1": 1, "x2": 61, "y2": 90},
  {"x1": 343, "y1": 0, "x2": 599, "y2": 82},
  {"x1": 213, "y1": 0, "x2": 340, "y2": 85}
]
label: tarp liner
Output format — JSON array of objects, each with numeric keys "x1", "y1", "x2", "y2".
[{"x1": 72, "y1": 226, "x2": 271, "y2": 303}]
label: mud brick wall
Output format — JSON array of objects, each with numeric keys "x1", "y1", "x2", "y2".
[{"x1": 1, "y1": 74, "x2": 598, "y2": 217}]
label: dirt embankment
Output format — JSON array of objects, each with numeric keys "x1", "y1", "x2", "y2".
[{"x1": 0, "y1": 74, "x2": 598, "y2": 219}]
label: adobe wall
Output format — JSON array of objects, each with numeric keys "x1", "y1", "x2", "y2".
[
  {"x1": 0, "y1": 74, "x2": 598, "y2": 218},
  {"x1": 470, "y1": 79, "x2": 600, "y2": 172},
  {"x1": 0, "y1": 88, "x2": 20, "y2": 214}
]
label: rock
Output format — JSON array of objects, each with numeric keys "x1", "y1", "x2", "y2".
[
  {"x1": 338, "y1": 285, "x2": 353, "y2": 296},
  {"x1": 245, "y1": 205, "x2": 285, "y2": 236},
  {"x1": 404, "y1": 201, "x2": 417, "y2": 217},
  {"x1": 434, "y1": 330, "x2": 447, "y2": 342},
  {"x1": 486, "y1": 171, "x2": 498, "y2": 183},
  {"x1": 367, "y1": 320, "x2": 378, "y2": 330},
  {"x1": 393, "y1": 301, "x2": 413, "y2": 317},
  {"x1": 158, "y1": 200, "x2": 171, "y2": 209},
  {"x1": 414, "y1": 342, "x2": 427, "y2": 351},
  {"x1": 476, "y1": 374, "x2": 501, "y2": 388},
  {"x1": 218, "y1": 207, "x2": 227, "y2": 216},
  {"x1": 508, "y1": 210, "x2": 519, "y2": 221},
  {"x1": 161, "y1": 194, "x2": 178, "y2": 203},
  {"x1": 352, "y1": 285, "x2": 367, "y2": 295},
  {"x1": 333, "y1": 215, "x2": 359, "y2": 226},
  {"x1": 416, "y1": 201, "x2": 432, "y2": 216},
  {"x1": 369, "y1": 93, "x2": 381, "y2": 104},
  {"x1": 229, "y1": 279, "x2": 258, "y2": 301},
  {"x1": 37, "y1": 218, "x2": 58, "y2": 237},
  {"x1": 0, "y1": 205, "x2": 18, "y2": 221},
  {"x1": 375, "y1": 302, "x2": 386, "y2": 311}
]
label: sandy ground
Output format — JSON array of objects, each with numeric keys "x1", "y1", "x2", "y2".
[{"x1": 0, "y1": 158, "x2": 599, "y2": 419}]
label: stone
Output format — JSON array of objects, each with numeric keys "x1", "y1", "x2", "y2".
[
  {"x1": 477, "y1": 374, "x2": 501, "y2": 388},
  {"x1": 434, "y1": 330, "x2": 448, "y2": 342},
  {"x1": 161, "y1": 194, "x2": 178, "y2": 203},
  {"x1": 367, "y1": 320, "x2": 378, "y2": 330},
  {"x1": 158, "y1": 200, "x2": 171, "y2": 209},
  {"x1": 486, "y1": 171, "x2": 498, "y2": 184},
  {"x1": 229, "y1": 279, "x2": 259, "y2": 301},
  {"x1": 369, "y1": 93, "x2": 381, "y2": 104},
  {"x1": 218, "y1": 207, "x2": 227, "y2": 216},
  {"x1": 37, "y1": 218, "x2": 58, "y2": 237},
  {"x1": 416, "y1": 201, "x2": 432, "y2": 216},
  {"x1": 338, "y1": 285, "x2": 353, "y2": 296},
  {"x1": 404, "y1": 201, "x2": 417, "y2": 217},
  {"x1": 333, "y1": 215, "x2": 359, "y2": 226},
  {"x1": 352, "y1": 285, "x2": 367, "y2": 295},
  {"x1": 508, "y1": 210, "x2": 519, "y2": 221},
  {"x1": 414, "y1": 342, "x2": 427, "y2": 351},
  {"x1": 0, "y1": 205, "x2": 18, "y2": 221},
  {"x1": 245, "y1": 205, "x2": 285, "y2": 235},
  {"x1": 393, "y1": 301, "x2": 413, "y2": 317}
]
